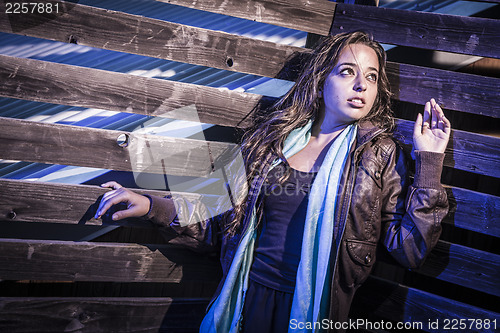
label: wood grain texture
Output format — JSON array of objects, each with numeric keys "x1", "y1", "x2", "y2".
[
  {"x1": 352, "y1": 276, "x2": 500, "y2": 330},
  {"x1": 387, "y1": 62, "x2": 500, "y2": 118},
  {"x1": 444, "y1": 186, "x2": 500, "y2": 238},
  {"x1": 2, "y1": 115, "x2": 498, "y2": 179},
  {"x1": 0, "y1": 238, "x2": 221, "y2": 283},
  {"x1": 0, "y1": 116, "x2": 237, "y2": 177},
  {"x1": 0, "y1": 297, "x2": 209, "y2": 333},
  {"x1": 331, "y1": 3, "x2": 500, "y2": 58},
  {"x1": 0, "y1": 178, "x2": 205, "y2": 227},
  {"x1": 1, "y1": 179, "x2": 498, "y2": 238},
  {"x1": 396, "y1": 119, "x2": 500, "y2": 178},
  {"x1": 2, "y1": 54, "x2": 498, "y2": 121},
  {"x1": 154, "y1": 0, "x2": 336, "y2": 35},
  {"x1": 0, "y1": 2, "x2": 303, "y2": 78},
  {"x1": 0, "y1": 54, "x2": 262, "y2": 128},
  {"x1": 0, "y1": 179, "x2": 497, "y2": 294},
  {"x1": 416, "y1": 241, "x2": 500, "y2": 297}
]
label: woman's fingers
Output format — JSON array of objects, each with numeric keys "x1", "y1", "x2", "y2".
[
  {"x1": 111, "y1": 205, "x2": 144, "y2": 221},
  {"x1": 413, "y1": 112, "x2": 423, "y2": 138},
  {"x1": 430, "y1": 98, "x2": 439, "y2": 129},
  {"x1": 95, "y1": 183, "x2": 151, "y2": 220},
  {"x1": 421, "y1": 101, "x2": 431, "y2": 132},
  {"x1": 442, "y1": 113, "x2": 451, "y2": 135},
  {"x1": 413, "y1": 98, "x2": 451, "y2": 153},
  {"x1": 95, "y1": 182, "x2": 124, "y2": 218},
  {"x1": 101, "y1": 181, "x2": 122, "y2": 190},
  {"x1": 95, "y1": 189, "x2": 129, "y2": 219}
]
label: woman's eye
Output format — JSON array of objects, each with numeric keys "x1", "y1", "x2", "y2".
[
  {"x1": 340, "y1": 68, "x2": 354, "y2": 75},
  {"x1": 367, "y1": 73, "x2": 377, "y2": 82}
]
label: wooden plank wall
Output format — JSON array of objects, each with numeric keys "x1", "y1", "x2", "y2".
[{"x1": 0, "y1": 0, "x2": 499, "y2": 331}]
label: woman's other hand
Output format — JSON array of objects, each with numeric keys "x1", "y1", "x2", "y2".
[
  {"x1": 413, "y1": 98, "x2": 451, "y2": 154},
  {"x1": 95, "y1": 181, "x2": 151, "y2": 221}
]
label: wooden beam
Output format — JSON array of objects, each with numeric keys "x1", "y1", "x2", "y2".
[
  {"x1": 0, "y1": 116, "x2": 236, "y2": 177},
  {"x1": 2, "y1": 115, "x2": 498, "y2": 179},
  {"x1": 352, "y1": 276, "x2": 499, "y2": 330},
  {"x1": 154, "y1": 0, "x2": 337, "y2": 36},
  {"x1": 0, "y1": 2, "x2": 303, "y2": 78},
  {"x1": 396, "y1": 119, "x2": 500, "y2": 178},
  {"x1": 2, "y1": 54, "x2": 498, "y2": 120},
  {"x1": 1, "y1": 179, "x2": 498, "y2": 238},
  {"x1": 0, "y1": 178, "x2": 208, "y2": 227},
  {"x1": 0, "y1": 297, "x2": 209, "y2": 333},
  {"x1": 0, "y1": 180, "x2": 498, "y2": 295},
  {"x1": 417, "y1": 241, "x2": 500, "y2": 297},
  {"x1": 387, "y1": 62, "x2": 500, "y2": 118},
  {"x1": 0, "y1": 238, "x2": 221, "y2": 283},
  {"x1": 444, "y1": 186, "x2": 500, "y2": 238},
  {"x1": 0, "y1": 55, "x2": 261, "y2": 128},
  {"x1": 331, "y1": 3, "x2": 500, "y2": 59}
]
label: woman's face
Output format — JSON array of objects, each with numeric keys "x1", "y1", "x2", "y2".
[{"x1": 321, "y1": 43, "x2": 379, "y2": 126}]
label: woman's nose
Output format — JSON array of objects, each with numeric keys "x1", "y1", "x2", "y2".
[{"x1": 354, "y1": 76, "x2": 367, "y2": 91}]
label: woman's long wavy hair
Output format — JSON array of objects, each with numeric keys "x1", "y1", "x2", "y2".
[{"x1": 224, "y1": 31, "x2": 393, "y2": 236}]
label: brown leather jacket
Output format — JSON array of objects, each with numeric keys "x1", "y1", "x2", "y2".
[{"x1": 147, "y1": 120, "x2": 449, "y2": 331}]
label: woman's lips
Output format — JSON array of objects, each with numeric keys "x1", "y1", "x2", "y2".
[{"x1": 347, "y1": 97, "x2": 365, "y2": 108}]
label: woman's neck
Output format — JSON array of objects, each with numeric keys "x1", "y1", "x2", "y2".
[{"x1": 311, "y1": 109, "x2": 347, "y2": 144}]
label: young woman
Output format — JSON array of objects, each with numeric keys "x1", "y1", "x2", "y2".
[{"x1": 95, "y1": 31, "x2": 450, "y2": 332}]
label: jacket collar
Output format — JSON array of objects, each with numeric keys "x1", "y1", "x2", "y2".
[{"x1": 355, "y1": 120, "x2": 387, "y2": 147}]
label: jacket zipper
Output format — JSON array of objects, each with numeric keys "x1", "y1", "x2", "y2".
[{"x1": 328, "y1": 127, "x2": 385, "y2": 322}]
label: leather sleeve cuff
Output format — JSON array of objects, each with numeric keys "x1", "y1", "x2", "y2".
[
  {"x1": 413, "y1": 151, "x2": 445, "y2": 188},
  {"x1": 144, "y1": 194, "x2": 177, "y2": 227}
]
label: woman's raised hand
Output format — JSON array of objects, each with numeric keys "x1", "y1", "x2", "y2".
[
  {"x1": 413, "y1": 98, "x2": 451, "y2": 154},
  {"x1": 95, "y1": 181, "x2": 151, "y2": 221}
]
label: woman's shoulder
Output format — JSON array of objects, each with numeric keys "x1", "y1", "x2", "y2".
[{"x1": 361, "y1": 130, "x2": 406, "y2": 166}]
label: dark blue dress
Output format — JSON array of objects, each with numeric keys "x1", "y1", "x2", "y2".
[{"x1": 241, "y1": 163, "x2": 317, "y2": 333}]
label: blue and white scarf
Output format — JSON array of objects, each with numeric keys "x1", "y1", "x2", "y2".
[{"x1": 200, "y1": 121, "x2": 357, "y2": 333}]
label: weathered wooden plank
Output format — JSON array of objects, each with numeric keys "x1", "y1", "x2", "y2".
[
  {"x1": 0, "y1": 238, "x2": 221, "y2": 282},
  {"x1": 331, "y1": 3, "x2": 500, "y2": 58},
  {"x1": 417, "y1": 241, "x2": 500, "y2": 297},
  {"x1": 154, "y1": 0, "x2": 336, "y2": 35},
  {"x1": 0, "y1": 178, "x2": 203, "y2": 227},
  {"x1": 0, "y1": 297, "x2": 209, "y2": 333},
  {"x1": 0, "y1": 55, "x2": 261, "y2": 128},
  {"x1": 0, "y1": 116, "x2": 236, "y2": 177},
  {"x1": 1, "y1": 180, "x2": 498, "y2": 293},
  {"x1": 2, "y1": 54, "x2": 499, "y2": 120},
  {"x1": 1, "y1": 179, "x2": 498, "y2": 239},
  {"x1": 2, "y1": 115, "x2": 498, "y2": 179},
  {"x1": 444, "y1": 186, "x2": 500, "y2": 238},
  {"x1": 396, "y1": 119, "x2": 500, "y2": 178},
  {"x1": 352, "y1": 276, "x2": 499, "y2": 332},
  {"x1": 387, "y1": 62, "x2": 500, "y2": 118},
  {"x1": 0, "y1": 2, "x2": 302, "y2": 78}
]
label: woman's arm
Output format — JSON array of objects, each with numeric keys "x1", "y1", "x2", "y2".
[
  {"x1": 94, "y1": 181, "x2": 224, "y2": 252},
  {"x1": 381, "y1": 99, "x2": 451, "y2": 268}
]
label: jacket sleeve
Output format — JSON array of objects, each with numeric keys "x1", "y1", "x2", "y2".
[
  {"x1": 380, "y1": 146, "x2": 449, "y2": 269},
  {"x1": 144, "y1": 194, "x2": 226, "y2": 253},
  {"x1": 142, "y1": 145, "x2": 247, "y2": 253}
]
